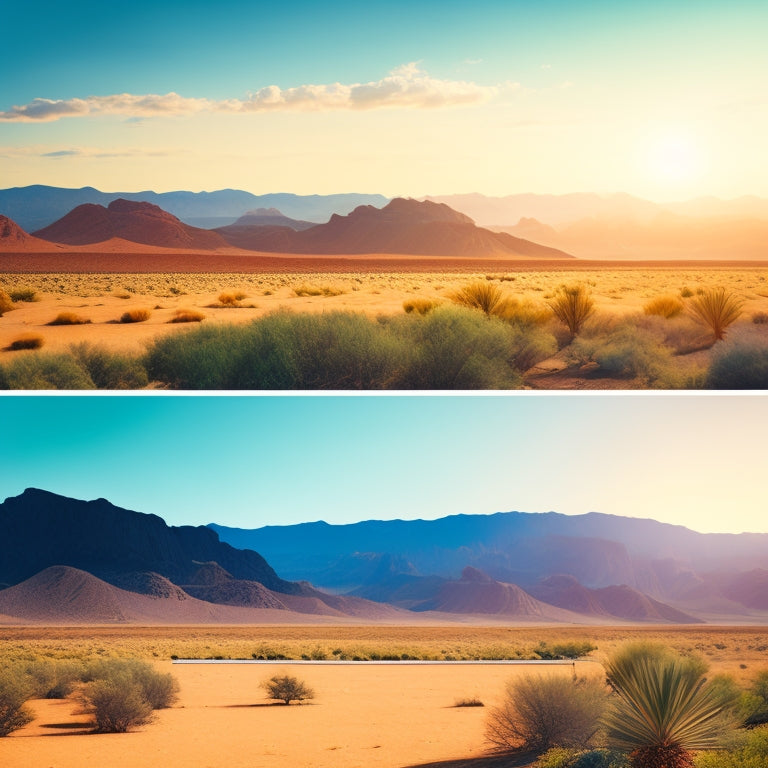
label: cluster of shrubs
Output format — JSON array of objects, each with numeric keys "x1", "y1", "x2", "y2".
[
  {"x1": 0, "y1": 658, "x2": 178, "y2": 736},
  {"x1": 485, "y1": 643, "x2": 768, "y2": 768},
  {"x1": 1, "y1": 282, "x2": 765, "y2": 388}
]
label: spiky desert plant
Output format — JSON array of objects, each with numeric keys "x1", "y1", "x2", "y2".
[
  {"x1": 603, "y1": 645, "x2": 725, "y2": 768},
  {"x1": 548, "y1": 284, "x2": 595, "y2": 338},
  {"x1": 687, "y1": 288, "x2": 744, "y2": 341},
  {"x1": 449, "y1": 281, "x2": 509, "y2": 317}
]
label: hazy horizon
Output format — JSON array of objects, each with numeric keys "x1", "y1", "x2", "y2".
[
  {"x1": 2, "y1": 1, "x2": 766, "y2": 201},
  {"x1": 1, "y1": 394, "x2": 765, "y2": 535}
]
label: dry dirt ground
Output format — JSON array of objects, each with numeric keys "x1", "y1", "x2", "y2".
[
  {"x1": 3, "y1": 625, "x2": 767, "y2": 768},
  {"x1": 1, "y1": 261, "x2": 766, "y2": 360}
]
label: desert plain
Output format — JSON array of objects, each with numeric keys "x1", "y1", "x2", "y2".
[
  {"x1": 1, "y1": 254, "x2": 767, "y2": 389},
  {"x1": 2, "y1": 624, "x2": 767, "y2": 768}
]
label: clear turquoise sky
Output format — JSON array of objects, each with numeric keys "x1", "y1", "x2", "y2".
[
  {"x1": 1, "y1": 394, "x2": 765, "y2": 534},
  {"x1": 2, "y1": 1, "x2": 766, "y2": 198}
]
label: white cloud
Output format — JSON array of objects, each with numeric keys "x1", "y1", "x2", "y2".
[{"x1": 0, "y1": 64, "x2": 498, "y2": 123}]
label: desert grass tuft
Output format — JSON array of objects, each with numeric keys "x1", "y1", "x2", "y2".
[
  {"x1": 47, "y1": 311, "x2": 92, "y2": 326},
  {"x1": 119, "y1": 308, "x2": 151, "y2": 323},
  {"x1": 217, "y1": 290, "x2": 247, "y2": 306},
  {"x1": 168, "y1": 308, "x2": 205, "y2": 323},
  {"x1": 687, "y1": 287, "x2": 744, "y2": 341},
  {"x1": 454, "y1": 696, "x2": 484, "y2": 707},
  {"x1": 294, "y1": 283, "x2": 346, "y2": 297},
  {"x1": 449, "y1": 281, "x2": 509, "y2": 317},
  {"x1": 403, "y1": 297, "x2": 441, "y2": 315},
  {"x1": 8, "y1": 288, "x2": 39, "y2": 302},
  {"x1": 548, "y1": 284, "x2": 595, "y2": 339},
  {"x1": 0, "y1": 289, "x2": 15, "y2": 316},
  {"x1": 7, "y1": 334, "x2": 44, "y2": 351},
  {"x1": 643, "y1": 295, "x2": 685, "y2": 319}
]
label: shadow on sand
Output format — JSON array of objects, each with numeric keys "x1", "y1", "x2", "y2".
[{"x1": 401, "y1": 752, "x2": 536, "y2": 768}]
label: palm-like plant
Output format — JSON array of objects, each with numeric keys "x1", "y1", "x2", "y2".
[
  {"x1": 603, "y1": 646, "x2": 725, "y2": 768},
  {"x1": 687, "y1": 288, "x2": 744, "y2": 341}
]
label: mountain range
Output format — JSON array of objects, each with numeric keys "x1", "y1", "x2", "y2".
[
  {"x1": 0, "y1": 185, "x2": 389, "y2": 232},
  {"x1": 1, "y1": 198, "x2": 574, "y2": 259},
  {"x1": 2, "y1": 489, "x2": 766, "y2": 625},
  {"x1": 3, "y1": 185, "x2": 768, "y2": 260}
]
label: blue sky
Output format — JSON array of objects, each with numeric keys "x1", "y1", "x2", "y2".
[
  {"x1": 2, "y1": 1, "x2": 766, "y2": 198},
  {"x1": 1, "y1": 393, "x2": 765, "y2": 534}
]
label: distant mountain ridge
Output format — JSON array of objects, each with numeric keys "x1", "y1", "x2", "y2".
[
  {"x1": 0, "y1": 185, "x2": 390, "y2": 231},
  {"x1": 214, "y1": 198, "x2": 574, "y2": 258},
  {"x1": 210, "y1": 510, "x2": 768, "y2": 620}
]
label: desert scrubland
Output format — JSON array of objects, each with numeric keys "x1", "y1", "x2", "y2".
[
  {"x1": 1, "y1": 262, "x2": 767, "y2": 389},
  {"x1": 2, "y1": 625, "x2": 768, "y2": 768}
]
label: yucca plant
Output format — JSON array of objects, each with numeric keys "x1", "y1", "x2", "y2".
[
  {"x1": 603, "y1": 645, "x2": 726, "y2": 768},
  {"x1": 548, "y1": 284, "x2": 595, "y2": 339},
  {"x1": 687, "y1": 288, "x2": 744, "y2": 341}
]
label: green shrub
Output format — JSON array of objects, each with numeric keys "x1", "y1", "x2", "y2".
[
  {"x1": 82, "y1": 675, "x2": 154, "y2": 733},
  {"x1": 262, "y1": 674, "x2": 314, "y2": 705},
  {"x1": 23, "y1": 658, "x2": 84, "y2": 699},
  {"x1": 687, "y1": 288, "x2": 744, "y2": 341},
  {"x1": 742, "y1": 670, "x2": 768, "y2": 727},
  {"x1": 537, "y1": 747, "x2": 580, "y2": 768},
  {"x1": 0, "y1": 668, "x2": 34, "y2": 736},
  {"x1": 0, "y1": 352, "x2": 95, "y2": 389},
  {"x1": 395, "y1": 305, "x2": 523, "y2": 389},
  {"x1": 571, "y1": 750, "x2": 631, "y2": 768},
  {"x1": 485, "y1": 674, "x2": 608, "y2": 754},
  {"x1": 535, "y1": 641, "x2": 597, "y2": 660},
  {"x1": 83, "y1": 659, "x2": 178, "y2": 710},
  {"x1": 548, "y1": 285, "x2": 595, "y2": 338},
  {"x1": 706, "y1": 343, "x2": 768, "y2": 389},
  {"x1": 569, "y1": 322, "x2": 681, "y2": 387},
  {"x1": 70, "y1": 343, "x2": 148, "y2": 389},
  {"x1": 695, "y1": 727, "x2": 768, "y2": 768}
]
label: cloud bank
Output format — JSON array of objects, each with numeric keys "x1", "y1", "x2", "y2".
[{"x1": 0, "y1": 64, "x2": 498, "y2": 122}]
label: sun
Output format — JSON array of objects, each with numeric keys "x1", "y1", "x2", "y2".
[{"x1": 645, "y1": 131, "x2": 704, "y2": 185}]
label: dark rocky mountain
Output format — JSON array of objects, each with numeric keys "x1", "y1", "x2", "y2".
[
  {"x1": 33, "y1": 199, "x2": 229, "y2": 250},
  {"x1": 213, "y1": 197, "x2": 574, "y2": 258},
  {"x1": 0, "y1": 185, "x2": 390, "y2": 231},
  {"x1": 0, "y1": 489, "x2": 413, "y2": 623}
]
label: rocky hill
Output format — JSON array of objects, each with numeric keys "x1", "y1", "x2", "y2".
[{"x1": 33, "y1": 199, "x2": 229, "y2": 250}]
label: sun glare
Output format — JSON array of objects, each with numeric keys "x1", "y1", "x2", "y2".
[{"x1": 645, "y1": 132, "x2": 703, "y2": 184}]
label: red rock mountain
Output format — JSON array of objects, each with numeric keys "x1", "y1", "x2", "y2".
[
  {"x1": 33, "y1": 199, "x2": 229, "y2": 250},
  {"x1": 0, "y1": 214, "x2": 55, "y2": 251},
  {"x1": 216, "y1": 198, "x2": 575, "y2": 258}
]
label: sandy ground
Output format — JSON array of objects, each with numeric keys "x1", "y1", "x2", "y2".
[
  {"x1": 1, "y1": 263, "x2": 767, "y2": 358},
  {"x1": 3, "y1": 660, "x2": 594, "y2": 768}
]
